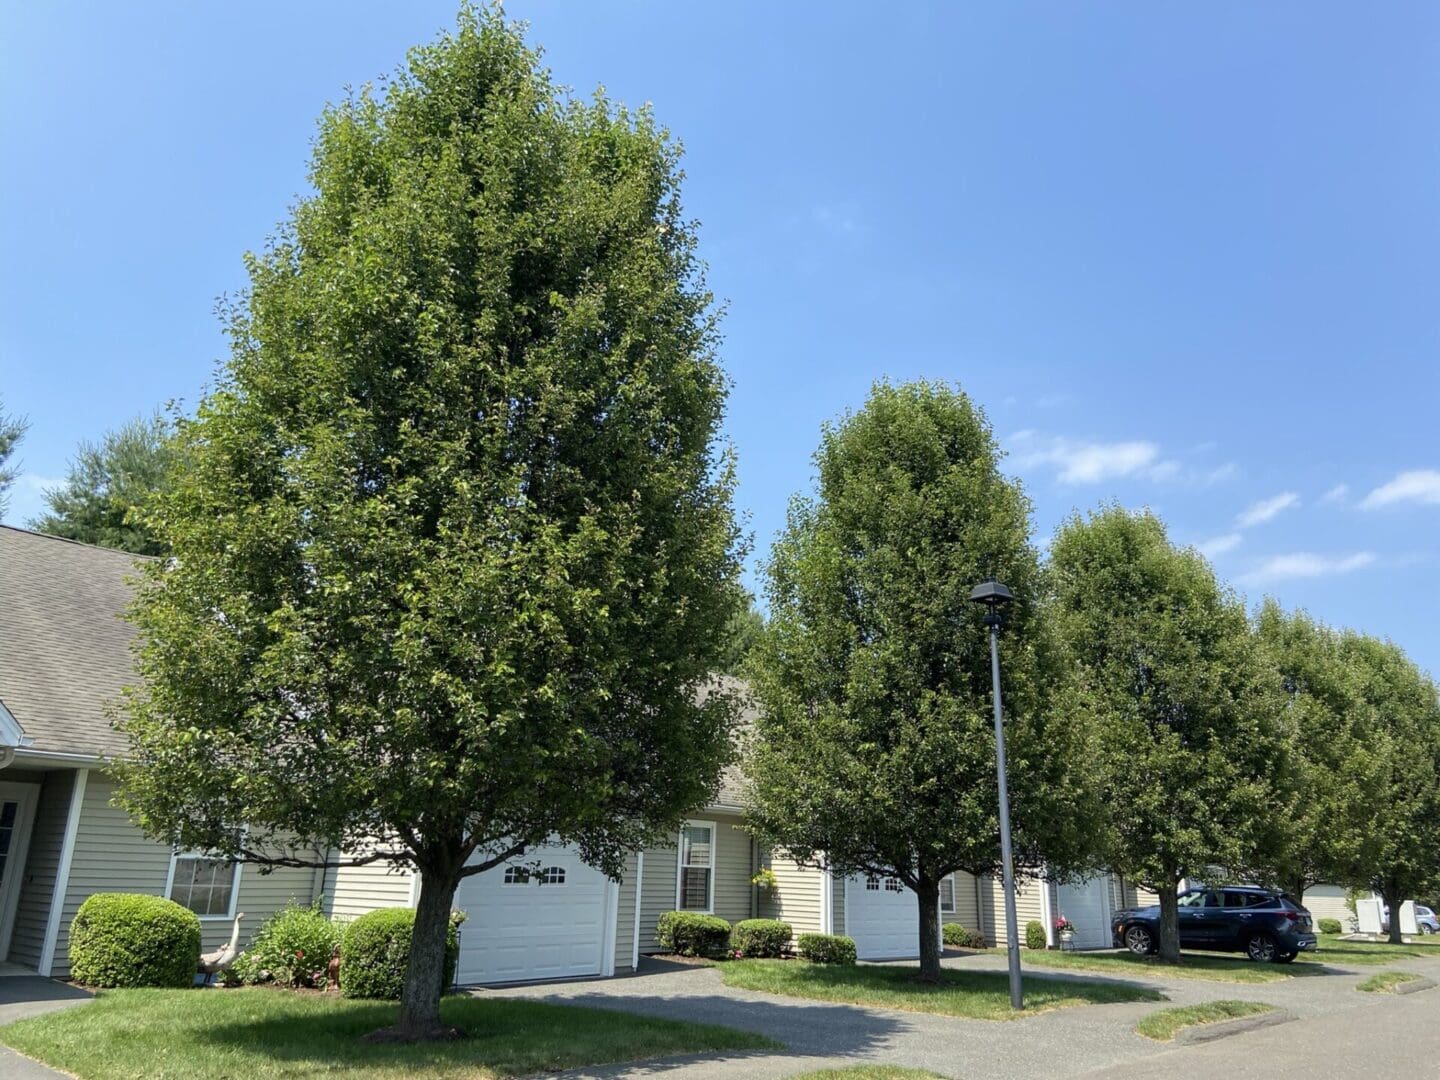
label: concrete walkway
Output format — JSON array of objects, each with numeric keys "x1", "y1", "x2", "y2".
[
  {"x1": 0, "y1": 974, "x2": 92, "y2": 1079},
  {"x1": 485, "y1": 948, "x2": 1440, "y2": 1079}
]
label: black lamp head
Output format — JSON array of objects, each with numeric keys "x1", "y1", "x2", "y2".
[{"x1": 969, "y1": 580, "x2": 1014, "y2": 607}]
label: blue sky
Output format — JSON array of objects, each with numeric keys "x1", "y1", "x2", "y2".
[{"x1": 3, "y1": 2, "x2": 1437, "y2": 673}]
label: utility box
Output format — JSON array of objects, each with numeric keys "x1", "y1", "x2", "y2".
[
  {"x1": 1400, "y1": 900, "x2": 1419, "y2": 935},
  {"x1": 1356, "y1": 898, "x2": 1383, "y2": 934}
]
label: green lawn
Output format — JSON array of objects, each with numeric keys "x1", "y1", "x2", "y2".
[
  {"x1": 1021, "y1": 949, "x2": 1307, "y2": 984},
  {"x1": 1298, "y1": 935, "x2": 1434, "y2": 966},
  {"x1": 719, "y1": 960, "x2": 1162, "y2": 1019},
  {"x1": 789, "y1": 1069, "x2": 945, "y2": 1079},
  {"x1": 1134, "y1": 1000, "x2": 1276, "y2": 1042},
  {"x1": 1356, "y1": 970, "x2": 1426, "y2": 993},
  {"x1": 0, "y1": 988, "x2": 776, "y2": 1079}
]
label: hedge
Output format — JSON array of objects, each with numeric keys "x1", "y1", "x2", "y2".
[
  {"x1": 69, "y1": 893, "x2": 201, "y2": 988},
  {"x1": 796, "y1": 933, "x2": 857, "y2": 965},
  {"x1": 656, "y1": 911, "x2": 732, "y2": 957},
  {"x1": 1025, "y1": 919, "x2": 1048, "y2": 950},
  {"x1": 1318, "y1": 917, "x2": 1342, "y2": 936},
  {"x1": 340, "y1": 907, "x2": 463, "y2": 999},
  {"x1": 731, "y1": 919, "x2": 791, "y2": 958},
  {"x1": 943, "y1": 923, "x2": 988, "y2": 949}
]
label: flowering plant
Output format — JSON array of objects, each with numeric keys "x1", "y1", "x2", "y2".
[{"x1": 1053, "y1": 915, "x2": 1075, "y2": 933}]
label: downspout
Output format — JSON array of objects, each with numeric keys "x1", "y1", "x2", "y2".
[
  {"x1": 631, "y1": 852, "x2": 645, "y2": 971},
  {"x1": 0, "y1": 747, "x2": 14, "y2": 770}
]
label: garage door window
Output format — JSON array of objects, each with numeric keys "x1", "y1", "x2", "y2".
[
  {"x1": 940, "y1": 874, "x2": 956, "y2": 914},
  {"x1": 539, "y1": 866, "x2": 566, "y2": 886},
  {"x1": 677, "y1": 822, "x2": 715, "y2": 912}
]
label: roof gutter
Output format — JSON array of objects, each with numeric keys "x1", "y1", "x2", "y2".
[{"x1": 10, "y1": 747, "x2": 111, "y2": 770}]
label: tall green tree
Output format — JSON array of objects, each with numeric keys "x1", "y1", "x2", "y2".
[
  {"x1": 32, "y1": 411, "x2": 173, "y2": 555},
  {"x1": 1048, "y1": 508, "x2": 1286, "y2": 963},
  {"x1": 746, "y1": 381, "x2": 1098, "y2": 981},
  {"x1": 1250, "y1": 601, "x2": 1383, "y2": 904},
  {"x1": 717, "y1": 598, "x2": 764, "y2": 675},
  {"x1": 0, "y1": 395, "x2": 28, "y2": 517},
  {"x1": 117, "y1": 8, "x2": 743, "y2": 1039},
  {"x1": 1341, "y1": 634, "x2": 1440, "y2": 944}
]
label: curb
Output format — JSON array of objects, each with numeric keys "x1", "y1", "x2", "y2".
[
  {"x1": 1176, "y1": 1009, "x2": 1294, "y2": 1045},
  {"x1": 1393, "y1": 977, "x2": 1436, "y2": 996}
]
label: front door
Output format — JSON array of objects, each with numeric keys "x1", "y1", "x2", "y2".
[{"x1": 0, "y1": 782, "x2": 40, "y2": 961}]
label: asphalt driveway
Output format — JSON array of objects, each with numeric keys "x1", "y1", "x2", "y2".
[{"x1": 485, "y1": 948, "x2": 1440, "y2": 1079}]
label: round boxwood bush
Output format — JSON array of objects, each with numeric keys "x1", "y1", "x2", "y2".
[
  {"x1": 230, "y1": 899, "x2": 341, "y2": 988},
  {"x1": 340, "y1": 907, "x2": 463, "y2": 999},
  {"x1": 796, "y1": 932, "x2": 857, "y2": 965},
  {"x1": 69, "y1": 892, "x2": 201, "y2": 988},
  {"x1": 731, "y1": 918, "x2": 792, "y2": 958},
  {"x1": 1318, "y1": 917, "x2": 1342, "y2": 936},
  {"x1": 1025, "y1": 919, "x2": 1048, "y2": 950},
  {"x1": 656, "y1": 911, "x2": 732, "y2": 957},
  {"x1": 943, "y1": 923, "x2": 988, "y2": 949}
]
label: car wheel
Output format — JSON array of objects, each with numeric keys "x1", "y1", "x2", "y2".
[
  {"x1": 1124, "y1": 925, "x2": 1156, "y2": 956},
  {"x1": 1246, "y1": 933, "x2": 1279, "y2": 963},
  {"x1": 1421, "y1": 924, "x2": 1435, "y2": 936},
  {"x1": 1275, "y1": 951, "x2": 1297, "y2": 964}
]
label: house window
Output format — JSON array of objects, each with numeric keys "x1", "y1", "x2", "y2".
[
  {"x1": 167, "y1": 853, "x2": 239, "y2": 918},
  {"x1": 539, "y1": 866, "x2": 566, "y2": 886},
  {"x1": 503, "y1": 866, "x2": 530, "y2": 885},
  {"x1": 940, "y1": 874, "x2": 956, "y2": 914},
  {"x1": 677, "y1": 822, "x2": 715, "y2": 912}
]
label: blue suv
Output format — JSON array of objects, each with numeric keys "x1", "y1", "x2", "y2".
[{"x1": 1112, "y1": 886, "x2": 1318, "y2": 963}]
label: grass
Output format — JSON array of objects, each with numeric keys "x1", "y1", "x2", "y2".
[
  {"x1": 719, "y1": 959, "x2": 1162, "y2": 1019},
  {"x1": 1021, "y1": 949, "x2": 1306, "y2": 984},
  {"x1": 1134, "y1": 1000, "x2": 1276, "y2": 1042},
  {"x1": 788, "y1": 1069, "x2": 945, "y2": 1079},
  {"x1": 1356, "y1": 970, "x2": 1426, "y2": 993},
  {"x1": 1297, "y1": 935, "x2": 1434, "y2": 966},
  {"x1": 0, "y1": 988, "x2": 776, "y2": 1079}
]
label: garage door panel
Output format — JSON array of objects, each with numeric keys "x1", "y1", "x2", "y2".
[
  {"x1": 453, "y1": 844, "x2": 611, "y2": 984},
  {"x1": 847, "y1": 874, "x2": 921, "y2": 960}
]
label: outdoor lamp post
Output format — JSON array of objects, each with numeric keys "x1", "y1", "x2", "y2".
[{"x1": 970, "y1": 578, "x2": 1024, "y2": 1011}]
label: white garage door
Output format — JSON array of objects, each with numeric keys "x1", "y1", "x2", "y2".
[
  {"x1": 846, "y1": 874, "x2": 920, "y2": 960},
  {"x1": 1055, "y1": 876, "x2": 1111, "y2": 950},
  {"x1": 453, "y1": 845, "x2": 613, "y2": 985}
]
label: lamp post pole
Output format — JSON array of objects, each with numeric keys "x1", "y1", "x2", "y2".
[{"x1": 971, "y1": 579, "x2": 1023, "y2": 1011}]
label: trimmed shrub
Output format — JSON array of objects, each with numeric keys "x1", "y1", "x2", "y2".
[
  {"x1": 229, "y1": 899, "x2": 341, "y2": 988},
  {"x1": 943, "y1": 923, "x2": 988, "y2": 949},
  {"x1": 69, "y1": 893, "x2": 201, "y2": 988},
  {"x1": 731, "y1": 919, "x2": 792, "y2": 958},
  {"x1": 1318, "y1": 917, "x2": 1342, "y2": 936},
  {"x1": 796, "y1": 933, "x2": 857, "y2": 965},
  {"x1": 656, "y1": 911, "x2": 732, "y2": 958},
  {"x1": 340, "y1": 907, "x2": 464, "y2": 1000},
  {"x1": 1025, "y1": 920, "x2": 1047, "y2": 950}
]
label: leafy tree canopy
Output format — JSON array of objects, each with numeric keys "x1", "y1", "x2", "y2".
[
  {"x1": 116, "y1": 5, "x2": 743, "y2": 1036},
  {"x1": 32, "y1": 411, "x2": 173, "y2": 555},
  {"x1": 717, "y1": 598, "x2": 764, "y2": 675},
  {"x1": 745, "y1": 380, "x2": 1098, "y2": 978},
  {"x1": 1048, "y1": 506, "x2": 1288, "y2": 962}
]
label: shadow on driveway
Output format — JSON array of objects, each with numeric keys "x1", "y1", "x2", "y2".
[{"x1": 0, "y1": 978, "x2": 93, "y2": 1026}]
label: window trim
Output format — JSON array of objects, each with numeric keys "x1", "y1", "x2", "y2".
[
  {"x1": 164, "y1": 850, "x2": 242, "y2": 922},
  {"x1": 674, "y1": 819, "x2": 717, "y2": 914},
  {"x1": 939, "y1": 873, "x2": 956, "y2": 915}
]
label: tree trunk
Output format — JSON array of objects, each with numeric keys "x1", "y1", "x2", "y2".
[
  {"x1": 367, "y1": 865, "x2": 463, "y2": 1042},
  {"x1": 1285, "y1": 878, "x2": 1307, "y2": 906},
  {"x1": 1156, "y1": 880, "x2": 1182, "y2": 964},
  {"x1": 1384, "y1": 888, "x2": 1404, "y2": 945},
  {"x1": 916, "y1": 879, "x2": 942, "y2": 982}
]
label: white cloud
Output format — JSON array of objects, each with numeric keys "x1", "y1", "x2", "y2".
[
  {"x1": 1238, "y1": 551, "x2": 1376, "y2": 585},
  {"x1": 1319, "y1": 483, "x2": 1349, "y2": 505},
  {"x1": 1360, "y1": 470, "x2": 1440, "y2": 509},
  {"x1": 1011, "y1": 433, "x2": 1167, "y2": 484},
  {"x1": 1197, "y1": 532, "x2": 1243, "y2": 557},
  {"x1": 1236, "y1": 492, "x2": 1300, "y2": 528},
  {"x1": 811, "y1": 202, "x2": 860, "y2": 235},
  {"x1": 0, "y1": 473, "x2": 62, "y2": 526}
]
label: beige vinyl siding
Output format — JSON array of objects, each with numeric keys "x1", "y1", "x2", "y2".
[
  {"x1": 8, "y1": 769, "x2": 74, "y2": 968},
  {"x1": 757, "y1": 850, "x2": 825, "y2": 936},
  {"x1": 613, "y1": 851, "x2": 637, "y2": 972},
  {"x1": 1300, "y1": 884, "x2": 1352, "y2": 928},
  {"x1": 1134, "y1": 885, "x2": 1159, "y2": 907},
  {"x1": 224, "y1": 862, "x2": 325, "y2": 952},
  {"x1": 941, "y1": 870, "x2": 981, "y2": 931},
  {"x1": 322, "y1": 846, "x2": 414, "y2": 921},
  {"x1": 977, "y1": 874, "x2": 1047, "y2": 948},
  {"x1": 636, "y1": 811, "x2": 753, "y2": 953}
]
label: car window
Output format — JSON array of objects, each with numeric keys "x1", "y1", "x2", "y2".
[
  {"x1": 1177, "y1": 890, "x2": 1208, "y2": 908},
  {"x1": 1225, "y1": 891, "x2": 1269, "y2": 908}
]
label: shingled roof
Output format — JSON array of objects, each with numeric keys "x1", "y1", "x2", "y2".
[{"x1": 0, "y1": 525, "x2": 145, "y2": 757}]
